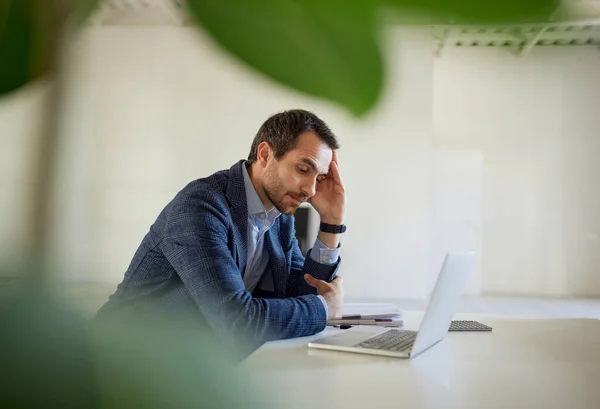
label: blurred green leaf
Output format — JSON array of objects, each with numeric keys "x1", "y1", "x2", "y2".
[
  {"x1": 0, "y1": 1, "x2": 35, "y2": 95},
  {"x1": 0, "y1": 283, "x2": 264, "y2": 409},
  {"x1": 75, "y1": 0, "x2": 100, "y2": 24},
  {"x1": 0, "y1": 0, "x2": 98, "y2": 96},
  {"x1": 382, "y1": 0, "x2": 559, "y2": 24},
  {"x1": 0, "y1": 287, "x2": 97, "y2": 409},
  {"x1": 186, "y1": 0, "x2": 384, "y2": 117}
]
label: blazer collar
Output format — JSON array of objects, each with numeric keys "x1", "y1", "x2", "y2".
[
  {"x1": 226, "y1": 160, "x2": 249, "y2": 271},
  {"x1": 225, "y1": 160, "x2": 248, "y2": 212}
]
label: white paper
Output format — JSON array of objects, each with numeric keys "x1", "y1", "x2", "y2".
[{"x1": 340, "y1": 302, "x2": 403, "y2": 319}]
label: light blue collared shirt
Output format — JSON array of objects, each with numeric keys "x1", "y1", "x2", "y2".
[{"x1": 241, "y1": 163, "x2": 339, "y2": 314}]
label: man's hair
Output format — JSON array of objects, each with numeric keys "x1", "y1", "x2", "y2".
[{"x1": 247, "y1": 109, "x2": 340, "y2": 163}]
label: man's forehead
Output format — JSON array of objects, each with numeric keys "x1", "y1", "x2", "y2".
[
  {"x1": 293, "y1": 133, "x2": 333, "y2": 156},
  {"x1": 296, "y1": 156, "x2": 329, "y2": 175}
]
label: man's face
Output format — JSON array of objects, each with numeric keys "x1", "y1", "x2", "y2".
[{"x1": 262, "y1": 131, "x2": 332, "y2": 216}]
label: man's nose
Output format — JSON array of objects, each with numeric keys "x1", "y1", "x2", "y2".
[{"x1": 303, "y1": 178, "x2": 318, "y2": 198}]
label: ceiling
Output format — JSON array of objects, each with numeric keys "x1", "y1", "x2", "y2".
[
  {"x1": 87, "y1": 0, "x2": 600, "y2": 55},
  {"x1": 434, "y1": 23, "x2": 600, "y2": 55}
]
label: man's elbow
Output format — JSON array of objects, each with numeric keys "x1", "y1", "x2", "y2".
[{"x1": 218, "y1": 294, "x2": 278, "y2": 348}]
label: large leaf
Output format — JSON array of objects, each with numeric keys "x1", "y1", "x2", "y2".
[
  {"x1": 0, "y1": 284, "x2": 264, "y2": 409},
  {"x1": 382, "y1": 0, "x2": 559, "y2": 24},
  {"x1": 186, "y1": 0, "x2": 384, "y2": 117},
  {"x1": 0, "y1": 0, "x2": 98, "y2": 96}
]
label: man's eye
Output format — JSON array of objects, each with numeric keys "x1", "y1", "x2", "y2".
[{"x1": 298, "y1": 167, "x2": 308, "y2": 174}]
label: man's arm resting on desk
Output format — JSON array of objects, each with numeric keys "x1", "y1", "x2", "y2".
[{"x1": 159, "y1": 193, "x2": 327, "y2": 352}]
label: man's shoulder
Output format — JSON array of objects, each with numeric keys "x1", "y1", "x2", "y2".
[
  {"x1": 169, "y1": 160, "x2": 247, "y2": 210},
  {"x1": 174, "y1": 167, "x2": 230, "y2": 206}
]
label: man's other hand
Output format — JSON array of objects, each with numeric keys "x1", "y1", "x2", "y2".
[{"x1": 303, "y1": 274, "x2": 344, "y2": 319}]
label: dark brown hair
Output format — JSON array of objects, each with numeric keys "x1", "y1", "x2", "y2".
[{"x1": 247, "y1": 109, "x2": 340, "y2": 163}]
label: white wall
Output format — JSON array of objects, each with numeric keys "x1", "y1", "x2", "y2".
[
  {"x1": 430, "y1": 150, "x2": 483, "y2": 295},
  {"x1": 2, "y1": 24, "x2": 599, "y2": 299},
  {"x1": 434, "y1": 46, "x2": 600, "y2": 297}
]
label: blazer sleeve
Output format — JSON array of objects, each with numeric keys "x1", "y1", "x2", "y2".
[
  {"x1": 284, "y1": 221, "x2": 341, "y2": 298},
  {"x1": 158, "y1": 189, "x2": 327, "y2": 351}
]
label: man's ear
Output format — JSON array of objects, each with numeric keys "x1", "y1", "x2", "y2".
[{"x1": 257, "y1": 142, "x2": 272, "y2": 167}]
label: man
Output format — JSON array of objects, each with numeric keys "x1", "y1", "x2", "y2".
[{"x1": 95, "y1": 109, "x2": 346, "y2": 353}]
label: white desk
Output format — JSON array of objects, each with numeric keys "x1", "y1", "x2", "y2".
[{"x1": 240, "y1": 312, "x2": 600, "y2": 409}]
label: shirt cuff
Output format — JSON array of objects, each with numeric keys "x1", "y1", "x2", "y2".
[
  {"x1": 317, "y1": 295, "x2": 328, "y2": 318},
  {"x1": 309, "y1": 238, "x2": 341, "y2": 265}
]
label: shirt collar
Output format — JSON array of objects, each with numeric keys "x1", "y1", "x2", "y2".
[{"x1": 242, "y1": 161, "x2": 281, "y2": 218}]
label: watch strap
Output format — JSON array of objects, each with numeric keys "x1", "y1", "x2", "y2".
[{"x1": 319, "y1": 222, "x2": 347, "y2": 234}]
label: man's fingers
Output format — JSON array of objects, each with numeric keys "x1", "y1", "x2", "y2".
[
  {"x1": 305, "y1": 274, "x2": 343, "y2": 294},
  {"x1": 303, "y1": 274, "x2": 316, "y2": 286},
  {"x1": 331, "y1": 275, "x2": 344, "y2": 287},
  {"x1": 304, "y1": 274, "x2": 326, "y2": 291},
  {"x1": 329, "y1": 160, "x2": 343, "y2": 185}
]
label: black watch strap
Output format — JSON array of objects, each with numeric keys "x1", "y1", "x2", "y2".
[{"x1": 320, "y1": 222, "x2": 347, "y2": 234}]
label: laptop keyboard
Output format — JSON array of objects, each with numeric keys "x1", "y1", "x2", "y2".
[{"x1": 354, "y1": 329, "x2": 417, "y2": 352}]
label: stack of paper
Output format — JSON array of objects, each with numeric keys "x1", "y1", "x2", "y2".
[{"x1": 326, "y1": 302, "x2": 403, "y2": 327}]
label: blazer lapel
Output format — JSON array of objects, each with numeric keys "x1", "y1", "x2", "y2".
[
  {"x1": 225, "y1": 161, "x2": 248, "y2": 274},
  {"x1": 265, "y1": 222, "x2": 287, "y2": 297}
]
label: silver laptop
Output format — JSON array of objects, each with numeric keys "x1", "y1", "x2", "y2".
[{"x1": 308, "y1": 251, "x2": 475, "y2": 359}]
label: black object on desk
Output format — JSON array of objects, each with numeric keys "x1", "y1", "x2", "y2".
[{"x1": 448, "y1": 320, "x2": 492, "y2": 332}]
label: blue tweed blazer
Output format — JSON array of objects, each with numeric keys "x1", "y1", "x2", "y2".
[{"x1": 95, "y1": 160, "x2": 340, "y2": 349}]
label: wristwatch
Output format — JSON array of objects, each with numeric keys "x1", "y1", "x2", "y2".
[{"x1": 320, "y1": 222, "x2": 347, "y2": 234}]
